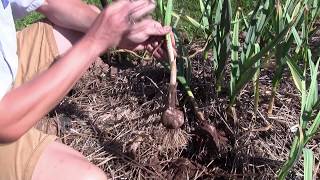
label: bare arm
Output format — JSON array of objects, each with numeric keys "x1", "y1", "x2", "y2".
[
  {"x1": 37, "y1": 0, "x2": 99, "y2": 32},
  {"x1": 0, "y1": 0, "x2": 160, "y2": 143},
  {"x1": 0, "y1": 37, "x2": 98, "y2": 142},
  {"x1": 37, "y1": 0, "x2": 173, "y2": 57}
]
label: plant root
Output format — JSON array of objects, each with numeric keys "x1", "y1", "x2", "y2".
[{"x1": 162, "y1": 128, "x2": 189, "y2": 150}]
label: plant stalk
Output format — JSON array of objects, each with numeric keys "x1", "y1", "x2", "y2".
[
  {"x1": 164, "y1": 0, "x2": 177, "y2": 109},
  {"x1": 167, "y1": 33, "x2": 177, "y2": 109}
]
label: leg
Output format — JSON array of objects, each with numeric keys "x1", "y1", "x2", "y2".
[
  {"x1": 52, "y1": 24, "x2": 83, "y2": 55},
  {"x1": 32, "y1": 5, "x2": 107, "y2": 180},
  {"x1": 13, "y1": 5, "x2": 106, "y2": 180},
  {"x1": 32, "y1": 142, "x2": 108, "y2": 180}
]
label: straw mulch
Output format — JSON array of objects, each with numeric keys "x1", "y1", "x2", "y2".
[{"x1": 45, "y1": 47, "x2": 319, "y2": 179}]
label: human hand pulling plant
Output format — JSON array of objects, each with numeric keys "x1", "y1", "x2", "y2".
[{"x1": 86, "y1": 0, "x2": 172, "y2": 59}]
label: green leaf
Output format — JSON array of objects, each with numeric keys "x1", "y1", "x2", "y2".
[
  {"x1": 242, "y1": 20, "x2": 295, "y2": 70},
  {"x1": 164, "y1": 0, "x2": 173, "y2": 26},
  {"x1": 171, "y1": 12, "x2": 206, "y2": 30},
  {"x1": 211, "y1": 0, "x2": 232, "y2": 92},
  {"x1": 156, "y1": 0, "x2": 164, "y2": 22},
  {"x1": 241, "y1": 0, "x2": 273, "y2": 62},
  {"x1": 199, "y1": 0, "x2": 209, "y2": 29},
  {"x1": 230, "y1": 9, "x2": 240, "y2": 96},
  {"x1": 303, "y1": 148, "x2": 314, "y2": 180},
  {"x1": 304, "y1": 56, "x2": 319, "y2": 113},
  {"x1": 278, "y1": 134, "x2": 302, "y2": 180},
  {"x1": 233, "y1": 23, "x2": 292, "y2": 102},
  {"x1": 286, "y1": 56, "x2": 304, "y2": 93},
  {"x1": 230, "y1": 66, "x2": 259, "y2": 105},
  {"x1": 253, "y1": 43, "x2": 261, "y2": 115},
  {"x1": 307, "y1": 111, "x2": 320, "y2": 138},
  {"x1": 177, "y1": 75, "x2": 194, "y2": 98},
  {"x1": 291, "y1": 26, "x2": 303, "y2": 53}
]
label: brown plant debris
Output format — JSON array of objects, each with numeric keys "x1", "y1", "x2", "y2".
[{"x1": 44, "y1": 46, "x2": 314, "y2": 179}]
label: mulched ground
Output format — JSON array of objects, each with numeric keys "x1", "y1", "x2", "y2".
[{"x1": 45, "y1": 36, "x2": 320, "y2": 179}]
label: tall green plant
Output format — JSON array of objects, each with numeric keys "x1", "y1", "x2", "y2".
[
  {"x1": 172, "y1": 0, "x2": 232, "y2": 92},
  {"x1": 211, "y1": 0, "x2": 232, "y2": 93},
  {"x1": 230, "y1": 0, "x2": 274, "y2": 105},
  {"x1": 278, "y1": 52, "x2": 320, "y2": 179},
  {"x1": 229, "y1": 0, "x2": 311, "y2": 112},
  {"x1": 279, "y1": 4, "x2": 320, "y2": 172},
  {"x1": 268, "y1": 0, "x2": 319, "y2": 115},
  {"x1": 156, "y1": 0, "x2": 195, "y2": 100}
]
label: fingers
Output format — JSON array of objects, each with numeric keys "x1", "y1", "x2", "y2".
[
  {"x1": 144, "y1": 37, "x2": 166, "y2": 59},
  {"x1": 127, "y1": 0, "x2": 155, "y2": 21},
  {"x1": 152, "y1": 41, "x2": 165, "y2": 57},
  {"x1": 148, "y1": 22, "x2": 171, "y2": 36},
  {"x1": 133, "y1": 19, "x2": 172, "y2": 36},
  {"x1": 147, "y1": 44, "x2": 161, "y2": 59},
  {"x1": 114, "y1": 0, "x2": 172, "y2": 52},
  {"x1": 129, "y1": 2, "x2": 156, "y2": 21}
]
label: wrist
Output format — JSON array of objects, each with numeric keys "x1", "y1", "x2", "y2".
[{"x1": 79, "y1": 35, "x2": 105, "y2": 58}]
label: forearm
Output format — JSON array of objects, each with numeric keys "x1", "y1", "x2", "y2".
[
  {"x1": 0, "y1": 0, "x2": 160, "y2": 143},
  {"x1": 0, "y1": 37, "x2": 100, "y2": 142},
  {"x1": 37, "y1": 0, "x2": 99, "y2": 32}
]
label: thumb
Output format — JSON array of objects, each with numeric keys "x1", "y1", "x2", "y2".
[{"x1": 147, "y1": 24, "x2": 172, "y2": 36}]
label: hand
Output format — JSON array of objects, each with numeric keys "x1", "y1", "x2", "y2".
[
  {"x1": 84, "y1": 0, "x2": 156, "y2": 55},
  {"x1": 144, "y1": 32, "x2": 176, "y2": 60},
  {"x1": 118, "y1": 18, "x2": 176, "y2": 60}
]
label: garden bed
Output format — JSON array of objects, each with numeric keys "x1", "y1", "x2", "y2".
[{"x1": 44, "y1": 43, "x2": 319, "y2": 179}]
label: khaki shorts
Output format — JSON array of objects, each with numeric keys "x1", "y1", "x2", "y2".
[{"x1": 0, "y1": 21, "x2": 59, "y2": 180}]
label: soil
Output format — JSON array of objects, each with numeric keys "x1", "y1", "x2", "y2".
[{"x1": 45, "y1": 38, "x2": 320, "y2": 179}]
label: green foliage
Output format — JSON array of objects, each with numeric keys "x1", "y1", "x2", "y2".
[
  {"x1": 230, "y1": 9, "x2": 240, "y2": 98},
  {"x1": 278, "y1": 54, "x2": 320, "y2": 179},
  {"x1": 157, "y1": 0, "x2": 320, "y2": 178},
  {"x1": 15, "y1": 12, "x2": 43, "y2": 30},
  {"x1": 276, "y1": 2, "x2": 320, "y2": 176},
  {"x1": 268, "y1": 0, "x2": 320, "y2": 115},
  {"x1": 231, "y1": 0, "x2": 280, "y2": 105},
  {"x1": 303, "y1": 148, "x2": 314, "y2": 180}
]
